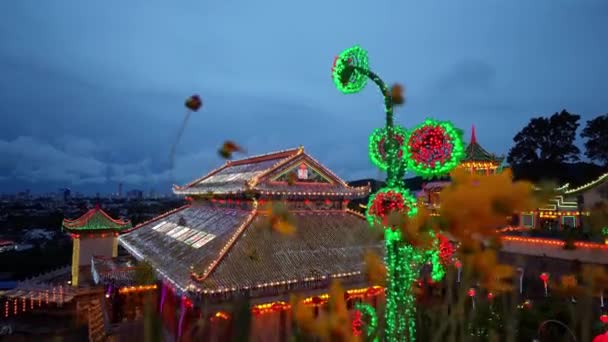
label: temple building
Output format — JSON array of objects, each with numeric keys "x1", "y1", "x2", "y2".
[
  {"x1": 417, "y1": 125, "x2": 504, "y2": 211},
  {"x1": 62, "y1": 205, "x2": 132, "y2": 287},
  {"x1": 98, "y1": 147, "x2": 384, "y2": 341},
  {"x1": 518, "y1": 172, "x2": 608, "y2": 230}
]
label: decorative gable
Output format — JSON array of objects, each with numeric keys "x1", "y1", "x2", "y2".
[{"x1": 272, "y1": 161, "x2": 333, "y2": 184}]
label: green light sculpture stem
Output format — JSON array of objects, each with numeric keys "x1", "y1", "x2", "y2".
[{"x1": 332, "y1": 45, "x2": 460, "y2": 342}]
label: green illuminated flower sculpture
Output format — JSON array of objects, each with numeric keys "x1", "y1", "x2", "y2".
[
  {"x1": 405, "y1": 119, "x2": 465, "y2": 179},
  {"x1": 331, "y1": 45, "x2": 463, "y2": 342},
  {"x1": 369, "y1": 126, "x2": 409, "y2": 171},
  {"x1": 331, "y1": 45, "x2": 369, "y2": 94}
]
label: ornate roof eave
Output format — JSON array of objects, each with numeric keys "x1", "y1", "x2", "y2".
[
  {"x1": 564, "y1": 171, "x2": 608, "y2": 195},
  {"x1": 173, "y1": 147, "x2": 304, "y2": 194},
  {"x1": 62, "y1": 207, "x2": 132, "y2": 232}
]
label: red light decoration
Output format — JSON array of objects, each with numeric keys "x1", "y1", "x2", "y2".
[
  {"x1": 438, "y1": 234, "x2": 454, "y2": 265},
  {"x1": 468, "y1": 288, "x2": 476, "y2": 297},
  {"x1": 454, "y1": 260, "x2": 462, "y2": 269},
  {"x1": 366, "y1": 187, "x2": 417, "y2": 229},
  {"x1": 540, "y1": 273, "x2": 549, "y2": 283},
  {"x1": 405, "y1": 119, "x2": 464, "y2": 178},
  {"x1": 352, "y1": 310, "x2": 364, "y2": 336},
  {"x1": 487, "y1": 292, "x2": 494, "y2": 300},
  {"x1": 601, "y1": 314, "x2": 608, "y2": 324}
]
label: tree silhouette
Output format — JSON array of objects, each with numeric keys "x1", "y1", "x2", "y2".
[
  {"x1": 581, "y1": 114, "x2": 608, "y2": 166},
  {"x1": 507, "y1": 110, "x2": 580, "y2": 165}
]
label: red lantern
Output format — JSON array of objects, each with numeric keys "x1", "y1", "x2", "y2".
[
  {"x1": 593, "y1": 332, "x2": 608, "y2": 342},
  {"x1": 540, "y1": 273, "x2": 549, "y2": 283},
  {"x1": 601, "y1": 314, "x2": 608, "y2": 324},
  {"x1": 467, "y1": 288, "x2": 476, "y2": 297}
]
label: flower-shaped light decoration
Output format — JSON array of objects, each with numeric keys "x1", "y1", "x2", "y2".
[
  {"x1": 331, "y1": 45, "x2": 369, "y2": 94},
  {"x1": 366, "y1": 187, "x2": 417, "y2": 229},
  {"x1": 369, "y1": 126, "x2": 408, "y2": 171},
  {"x1": 405, "y1": 119, "x2": 465, "y2": 179}
]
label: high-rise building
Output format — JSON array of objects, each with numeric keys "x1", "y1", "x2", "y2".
[{"x1": 118, "y1": 182, "x2": 123, "y2": 198}]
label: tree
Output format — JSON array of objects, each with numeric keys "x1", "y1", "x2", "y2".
[
  {"x1": 507, "y1": 110, "x2": 580, "y2": 165},
  {"x1": 581, "y1": 114, "x2": 608, "y2": 166}
]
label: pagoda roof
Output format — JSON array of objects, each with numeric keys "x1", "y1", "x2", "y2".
[
  {"x1": 173, "y1": 147, "x2": 370, "y2": 198},
  {"x1": 62, "y1": 205, "x2": 132, "y2": 232},
  {"x1": 118, "y1": 202, "x2": 381, "y2": 299},
  {"x1": 461, "y1": 125, "x2": 504, "y2": 165}
]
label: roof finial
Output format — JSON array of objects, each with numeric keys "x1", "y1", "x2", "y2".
[{"x1": 470, "y1": 125, "x2": 477, "y2": 144}]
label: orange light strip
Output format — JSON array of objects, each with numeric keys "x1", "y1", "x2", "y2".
[
  {"x1": 501, "y1": 236, "x2": 608, "y2": 250},
  {"x1": 246, "y1": 286, "x2": 385, "y2": 317},
  {"x1": 118, "y1": 284, "x2": 158, "y2": 294}
]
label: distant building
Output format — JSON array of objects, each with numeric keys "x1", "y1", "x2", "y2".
[
  {"x1": 62, "y1": 205, "x2": 132, "y2": 287},
  {"x1": 126, "y1": 189, "x2": 143, "y2": 200},
  {"x1": 118, "y1": 183, "x2": 123, "y2": 198}
]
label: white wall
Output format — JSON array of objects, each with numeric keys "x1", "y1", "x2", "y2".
[{"x1": 79, "y1": 236, "x2": 114, "y2": 266}]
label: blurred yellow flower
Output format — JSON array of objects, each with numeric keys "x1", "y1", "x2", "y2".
[
  {"x1": 440, "y1": 168, "x2": 536, "y2": 246},
  {"x1": 467, "y1": 249, "x2": 514, "y2": 294},
  {"x1": 258, "y1": 202, "x2": 296, "y2": 235},
  {"x1": 364, "y1": 251, "x2": 387, "y2": 287},
  {"x1": 291, "y1": 281, "x2": 361, "y2": 342}
]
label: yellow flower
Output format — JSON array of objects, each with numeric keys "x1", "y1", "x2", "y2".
[
  {"x1": 440, "y1": 168, "x2": 536, "y2": 244},
  {"x1": 364, "y1": 251, "x2": 387, "y2": 287},
  {"x1": 291, "y1": 281, "x2": 361, "y2": 342},
  {"x1": 467, "y1": 249, "x2": 513, "y2": 294},
  {"x1": 258, "y1": 202, "x2": 296, "y2": 235},
  {"x1": 555, "y1": 274, "x2": 581, "y2": 296}
]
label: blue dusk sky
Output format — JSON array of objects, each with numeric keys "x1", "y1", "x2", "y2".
[{"x1": 1, "y1": 0, "x2": 607, "y2": 194}]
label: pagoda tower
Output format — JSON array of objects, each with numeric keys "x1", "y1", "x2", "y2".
[
  {"x1": 62, "y1": 205, "x2": 132, "y2": 287},
  {"x1": 458, "y1": 125, "x2": 504, "y2": 175}
]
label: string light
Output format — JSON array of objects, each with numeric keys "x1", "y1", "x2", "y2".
[
  {"x1": 4, "y1": 300, "x2": 8, "y2": 317},
  {"x1": 354, "y1": 302, "x2": 379, "y2": 342},
  {"x1": 118, "y1": 284, "x2": 158, "y2": 294},
  {"x1": 502, "y1": 235, "x2": 608, "y2": 250},
  {"x1": 564, "y1": 172, "x2": 608, "y2": 194}
]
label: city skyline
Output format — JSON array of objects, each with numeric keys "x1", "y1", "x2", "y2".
[{"x1": 1, "y1": 0, "x2": 607, "y2": 194}]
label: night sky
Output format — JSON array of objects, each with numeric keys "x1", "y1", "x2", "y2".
[{"x1": 1, "y1": 0, "x2": 607, "y2": 194}]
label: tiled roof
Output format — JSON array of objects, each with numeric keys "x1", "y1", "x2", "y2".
[
  {"x1": 118, "y1": 204, "x2": 382, "y2": 297},
  {"x1": 173, "y1": 147, "x2": 370, "y2": 198},
  {"x1": 201, "y1": 211, "x2": 382, "y2": 290},
  {"x1": 118, "y1": 204, "x2": 254, "y2": 291},
  {"x1": 91, "y1": 256, "x2": 138, "y2": 286},
  {"x1": 62, "y1": 206, "x2": 131, "y2": 232}
]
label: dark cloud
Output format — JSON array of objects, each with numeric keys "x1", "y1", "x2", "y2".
[{"x1": 1, "y1": 0, "x2": 607, "y2": 194}]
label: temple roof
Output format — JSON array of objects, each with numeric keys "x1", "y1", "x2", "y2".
[
  {"x1": 173, "y1": 147, "x2": 370, "y2": 198},
  {"x1": 62, "y1": 205, "x2": 132, "y2": 232},
  {"x1": 461, "y1": 125, "x2": 504, "y2": 165},
  {"x1": 118, "y1": 203, "x2": 381, "y2": 298}
]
